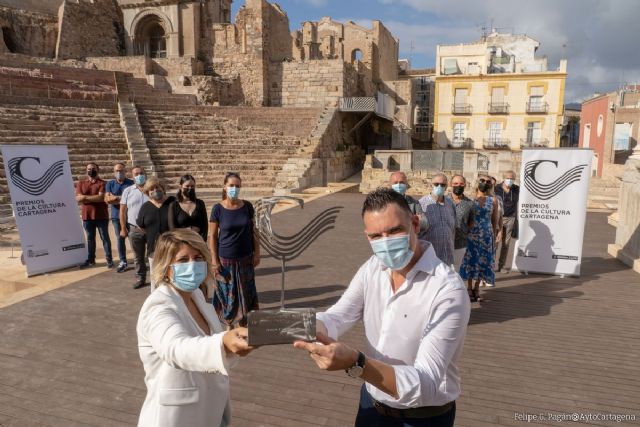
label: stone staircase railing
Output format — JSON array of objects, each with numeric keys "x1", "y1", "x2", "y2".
[{"x1": 117, "y1": 101, "x2": 156, "y2": 176}]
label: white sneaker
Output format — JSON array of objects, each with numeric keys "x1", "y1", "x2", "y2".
[{"x1": 485, "y1": 282, "x2": 495, "y2": 287}]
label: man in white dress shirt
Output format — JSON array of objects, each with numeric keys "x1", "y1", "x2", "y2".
[{"x1": 294, "y1": 188, "x2": 470, "y2": 426}]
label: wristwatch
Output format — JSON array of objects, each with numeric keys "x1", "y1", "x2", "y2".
[{"x1": 346, "y1": 351, "x2": 366, "y2": 378}]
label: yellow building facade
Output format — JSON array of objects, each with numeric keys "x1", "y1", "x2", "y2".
[{"x1": 433, "y1": 33, "x2": 567, "y2": 151}]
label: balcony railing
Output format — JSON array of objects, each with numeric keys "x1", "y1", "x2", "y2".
[
  {"x1": 488, "y1": 102, "x2": 510, "y2": 114},
  {"x1": 521, "y1": 138, "x2": 550, "y2": 148},
  {"x1": 451, "y1": 103, "x2": 472, "y2": 114},
  {"x1": 526, "y1": 101, "x2": 549, "y2": 114},
  {"x1": 483, "y1": 138, "x2": 511, "y2": 149},
  {"x1": 449, "y1": 138, "x2": 473, "y2": 149}
]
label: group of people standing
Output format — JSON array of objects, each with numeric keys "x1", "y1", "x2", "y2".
[
  {"x1": 388, "y1": 169, "x2": 520, "y2": 302},
  {"x1": 73, "y1": 161, "x2": 518, "y2": 427},
  {"x1": 75, "y1": 162, "x2": 259, "y2": 328}
]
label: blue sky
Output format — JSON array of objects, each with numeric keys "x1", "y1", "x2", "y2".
[{"x1": 232, "y1": 0, "x2": 640, "y2": 103}]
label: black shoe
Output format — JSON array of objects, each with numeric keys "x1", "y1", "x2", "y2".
[
  {"x1": 133, "y1": 279, "x2": 146, "y2": 289},
  {"x1": 107, "y1": 260, "x2": 114, "y2": 269},
  {"x1": 79, "y1": 260, "x2": 96, "y2": 269},
  {"x1": 116, "y1": 262, "x2": 128, "y2": 273}
]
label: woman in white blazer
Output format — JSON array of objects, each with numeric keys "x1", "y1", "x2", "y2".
[{"x1": 137, "y1": 229, "x2": 253, "y2": 427}]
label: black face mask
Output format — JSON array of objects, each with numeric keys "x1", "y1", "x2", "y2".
[
  {"x1": 452, "y1": 186, "x2": 465, "y2": 196},
  {"x1": 182, "y1": 188, "x2": 195, "y2": 198},
  {"x1": 478, "y1": 182, "x2": 491, "y2": 193},
  {"x1": 87, "y1": 170, "x2": 98, "y2": 178}
]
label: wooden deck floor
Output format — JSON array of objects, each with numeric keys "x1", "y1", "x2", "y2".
[{"x1": 0, "y1": 193, "x2": 638, "y2": 426}]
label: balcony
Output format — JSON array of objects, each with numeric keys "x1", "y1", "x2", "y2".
[
  {"x1": 521, "y1": 138, "x2": 550, "y2": 148},
  {"x1": 488, "y1": 102, "x2": 510, "y2": 114},
  {"x1": 483, "y1": 138, "x2": 511, "y2": 149},
  {"x1": 526, "y1": 101, "x2": 549, "y2": 114},
  {"x1": 449, "y1": 138, "x2": 473, "y2": 149},
  {"x1": 452, "y1": 103, "x2": 472, "y2": 114}
]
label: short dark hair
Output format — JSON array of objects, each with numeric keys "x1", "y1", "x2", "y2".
[
  {"x1": 362, "y1": 187, "x2": 412, "y2": 218},
  {"x1": 86, "y1": 162, "x2": 99, "y2": 171}
]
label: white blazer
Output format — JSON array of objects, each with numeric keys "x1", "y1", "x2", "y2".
[{"x1": 137, "y1": 284, "x2": 237, "y2": 427}]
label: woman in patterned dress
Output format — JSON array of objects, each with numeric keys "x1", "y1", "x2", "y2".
[
  {"x1": 208, "y1": 172, "x2": 261, "y2": 328},
  {"x1": 459, "y1": 175, "x2": 500, "y2": 302}
]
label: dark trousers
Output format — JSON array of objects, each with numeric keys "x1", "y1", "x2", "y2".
[
  {"x1": 355, "y1": 385, "x2": 455, "y2": 427},
  {"x1": 128, "y1": 226, "x2": 147, "y2": 280},
  {"x1": 83, "y1": 219, "x2": 112, "y2": 264},
  {"x1": 498, "y1": 216, "x2": 516, "y2": 270},
  {"x1": 111, "y1": 219, "x2": 127, "y2": 264}
]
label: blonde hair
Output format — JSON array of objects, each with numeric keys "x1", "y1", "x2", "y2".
[
  {"x1": 151, "y1": 229, "x2": 215, "y2": 298},
  {"x1": 143, "y1": 176, "x2": 165, "y2": 195}
]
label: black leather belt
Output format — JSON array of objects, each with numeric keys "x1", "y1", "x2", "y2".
[{"x1": 372, "y1": 399, "x2": 454, "y2": 419}]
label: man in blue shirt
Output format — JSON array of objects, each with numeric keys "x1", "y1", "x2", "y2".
[{"x1": 105, "y1": 163, "x2": 134, "y2": 273}]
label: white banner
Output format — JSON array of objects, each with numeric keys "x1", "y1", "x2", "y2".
[
  {"x1": 511, "y1": 149, "x2": 593, "y2": 276},
  {"x1": 1, "y1": 145, "x2": 86, "y2": 276}
]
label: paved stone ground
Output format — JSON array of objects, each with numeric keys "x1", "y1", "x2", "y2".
[{"x1": 0, "y1": 192, "x2": 638, "y2": 426}]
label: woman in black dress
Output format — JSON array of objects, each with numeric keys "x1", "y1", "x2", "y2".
[
  {"x1": 137, "y1": 177, "x2": 175, "y2": 291},
  {"x1": 168, "y1": 174, "x2": 208, "y2": 242}
]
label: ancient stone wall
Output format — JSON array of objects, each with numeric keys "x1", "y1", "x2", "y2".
[
  {"x1": 0, "y1": 6, "x2": 57, "y2": 57},
  {"x1": 205, "y1": 0, "x2": 269, "y2": 105},
  {"x1": 56, "y1": 0, "x2": 123, "y2": 60},
  {"x1": 372, "y1": 21, "x2": 399, "y2": 82},
  {"x1": 269, "y1": 59, "x2": 348, "y2": 107},
  {"x1": 87, "y1": 56, "x2": 151, "y2": 78},
  {"x1": 191, "y1": 75, "x2": 242, "y2": 105}
]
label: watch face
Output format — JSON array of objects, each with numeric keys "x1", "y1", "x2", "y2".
[{"x1": 348, "y1": 365, "x2": 364, "y2": 378}]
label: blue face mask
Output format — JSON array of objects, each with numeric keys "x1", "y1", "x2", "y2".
[
  {"x1": 504, "y1": 179, "x2": 514, "y2": 187},
  {"x1": 432, "y1": 185, "x2": 446, "y2": 198},
  {"x1": 370, "y1": 234, "x2": 414, "y2": 270},
  {"x1": 171, "y1": 261, "x2": 208, "y2": 292},
  {"x1": 391, "y1": 183, "x2": 407, "y2": 195},
  {"x1": 135, "y1": 175, "x2": 146, "y2": 186},
  {"x1": 227, "y1": 186, "x2": 240, "y2": 199}
]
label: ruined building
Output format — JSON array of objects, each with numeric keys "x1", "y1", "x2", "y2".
[{"x1": 0, "y1": 0, "x2": 425, "y2": 225}]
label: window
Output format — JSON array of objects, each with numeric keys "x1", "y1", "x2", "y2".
[
  {"x1": 614, "y1": 123, "x2": 631, "y2": 150},
  {"x1": 454, "y1": 88, "x2": 468, "y2": 106},
  {"x1": 416, "y1": 109, "x2": 429, "y2": 123},
  {"x1": 529, "y1": 86, "x2": 544, "y2": 109},
  {"x1": 527, "y1": 122, "x2": 542, "y2": 143},
  {"x1": 453, "y1": 122, "x2": 466, "y2": 142},
  {"x1": 491, "y1": 87, "x2": 505, "y2": 105},
  {"x1": 597, "y1": 114, "x2": 604, "y2": 137},
  {"x1": 443, "y1": 58, "x2": 460, "y2": 75},
  {"x1": 583, "y1": 124, "x2": 591, "y2": 148},
  {"x1": 489, "y1": 122, "x2": 503, "y2": 142},
  {"x1": 351, "y1": 49, "x2": 363, "y2": 63}
]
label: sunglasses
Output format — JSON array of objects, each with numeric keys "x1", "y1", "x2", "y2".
[{"x1": 433, "y1": 183, "x2": 447, "y2": 188}]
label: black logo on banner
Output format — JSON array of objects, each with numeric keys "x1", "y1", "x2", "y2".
[
  {"x1": 7, "y1": 157, "x2": 66, "y2": 196},
  {"x1": 523, "y1": 160, "x2": 587, "y2": 201}
]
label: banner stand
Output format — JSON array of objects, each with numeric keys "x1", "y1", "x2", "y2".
[
  {"x1": 511, "y1": 148, "x2": 593, "y2": 277},
  {"x1": 1, "y1": 145, "x2": 87, "y2": 277}
]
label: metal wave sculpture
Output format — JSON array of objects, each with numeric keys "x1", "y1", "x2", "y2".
[{"x1": 254, "y1": 196, "x2": 343, "y2": 308}]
